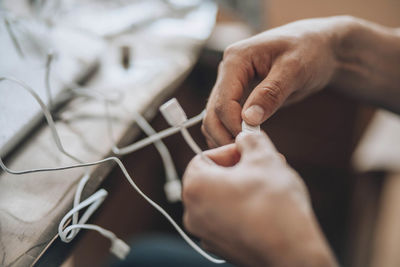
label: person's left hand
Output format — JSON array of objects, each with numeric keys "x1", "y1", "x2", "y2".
[{"x1": 182, "y1": 132, "x2": 337, "y2": 267}]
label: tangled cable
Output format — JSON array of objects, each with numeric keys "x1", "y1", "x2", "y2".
[{"x1": 0, "y1": 77, "x2": 225, "y2": 264}]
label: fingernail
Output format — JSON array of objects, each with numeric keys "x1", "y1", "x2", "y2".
[{"x1": 244, "y1": 105, "x2": 264, "y2": 125}]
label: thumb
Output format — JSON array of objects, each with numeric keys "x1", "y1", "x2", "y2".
[
  {"x1": 242, "y1": 61, "x2": 299, "y2": 126},
  {"x1": 203, "y1": 144, "x2": 241, "y2": 167},
  {"x1": 235, "y1": 132, "x2": 278, "y2": 162}
]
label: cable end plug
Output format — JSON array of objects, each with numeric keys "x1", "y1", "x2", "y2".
[
  {"x1": 110, "y1": 238, "x2": 130, "y2": 260},
  {"x1": 164, "y1": 179, "x2": 182, "y2": 203},
  {"x1": 160, "y1": 98, "x2": 187, "y2": 126}
]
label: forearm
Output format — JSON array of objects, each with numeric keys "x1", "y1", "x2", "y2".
[
  {"x1": 257, "y1": 204, "x2": 339, "y2": 267},
  {"x1": 331, "y1": 16, "x2": 400, "y2": 113}
]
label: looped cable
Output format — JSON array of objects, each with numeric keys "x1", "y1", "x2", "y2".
[{"x1": 0, "y1": 77, "x2": 225, "y2": 264}]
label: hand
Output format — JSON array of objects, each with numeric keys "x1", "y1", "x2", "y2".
[
  {"x1": 202, "y1": 16, "x2": 356, "y2": 147},
  {"x1": 182, "y1": 132, "x2": 337, "y2": 267}
]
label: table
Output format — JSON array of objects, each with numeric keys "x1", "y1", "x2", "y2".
[{"x1": 0, "y1": 2, "x2": 217, "y2": 266}]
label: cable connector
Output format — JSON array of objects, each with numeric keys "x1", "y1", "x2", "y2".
[
  {"x1": 160, "y1": 98, "x2": 187, "y2": 126},
  {"x1": 241, "y1": 121, "x2": 260, "y2": 133},
  {"x1": 110, "y1": 238, "x2": 131, "y2": 260},
  {"x1": 164, "y1": 179, "x2": 182, "y2": 202}
]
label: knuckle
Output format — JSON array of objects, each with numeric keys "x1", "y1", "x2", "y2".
[
  {"x1": 214, "y1": 100, "x2": 225, "y2": 117},
  {"x1": 286, "y1": 55, "x2": 302, "y2": 69},
  {"x1": 285, "y1": 55, "x2": 307, "y2": 79},
  {"x1": 223, "y1": 44, "x2": 241, "y2": 59},
  {"x1": 260, "y1": 79, "x2": 285, "y2": 106}
]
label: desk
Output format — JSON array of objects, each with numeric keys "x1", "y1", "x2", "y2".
[{"x1": 0, "y1": 3, "x2": 217, "y2": 266}]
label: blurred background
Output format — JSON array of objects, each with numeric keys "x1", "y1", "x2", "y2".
[{"x1": 1, "y1": 0, "x2": 400, "y2": 267}]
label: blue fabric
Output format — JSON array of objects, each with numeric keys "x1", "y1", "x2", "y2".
[{"x1": 110, "y1": 233, "x2": 234, "y2": 267}]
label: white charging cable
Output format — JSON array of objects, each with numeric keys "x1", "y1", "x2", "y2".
[
  {"x1": 127, "y1": 111, "x2": 181, "y2": 202},
  {"x1": 45, "y1": 54, "x2": 181, "y2": 202},
  {"x1": 3, "y1": 16, "x2": 25, "y2": 58},
  {"x1": 160, "y1": 98, "x2": 215, "y2": 165},
  {"x1": 0, "y1": 77, "x2": 225, "y2": 264},
  {"x1": 45, "y1": 52, "x2": 54, "y2": 108},
  {"x1": 0, "y1": 77, "x2": 130, "y2": 260},
  {"x1": 43, "y1": 52, "x2": 134, "y2": 250},
  {"x1": 112, "y1": 111, "x2": 205, "y2": 155}
]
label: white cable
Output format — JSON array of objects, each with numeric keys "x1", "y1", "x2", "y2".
[
  {"x1": 44, "y1": 54, "x2": 120, "y2": 238},
  {"x1": 71, "y1": 84, "x2": 182, "y2": 202},
  {"x1": 0, "y1": 77, "x2": 126, "y2": 258},
  {"x1": 105, "y1": 102, "x2": 182, "y2": 202},
  {"x1": 160, "y1": 98, "x2": 215, "y2": 165},
  {"x1": 3, "y1": 17, "x2": 25, "y2": 58},
  {"x1": 62, "y1": 223, "x2": 131, "y2": 260},
  {"x1": 112, "y1": 111, "x2": 205, "y2": 155},
  {"x1": 45, "y1": 52, "x2": 54, "y2": 108},
  {"x1": 0, "y1": 156, "x2": 225, "y2": 263},
  {"x1": 46, "y1": 56, "x2": 181, "y2": 202},
  {"x1": 0, "y1": 77, "x2": 225, "y2": 264},
  {"x1": 59, "y1": 189, "x2": 108, "y2": 242},
  {"x1": 129, "y1": 111, "x2": 181, "y2": 202},
  {"x1": 180, "y1": 127, "x2": 215, "y2": 165}
]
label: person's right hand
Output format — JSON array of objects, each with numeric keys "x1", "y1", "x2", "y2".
[
  {"x1": 202, "y1": 16, "x2": 356, "y2": 147},
  {"x1": 182, "y1": 132, "x2": 338, "y2": 266}
]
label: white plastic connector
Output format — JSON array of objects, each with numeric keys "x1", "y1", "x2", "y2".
[
  {"x1": 110, "y1": 238, "x2": 131, "y2": 260},
  {"x1": 242, "y1": 121, "x2": 260, "y2": 133},
  {"x1": 164, "y1": 179, "x2": 182, "y2": 202},
  {"x1": 160, "y1": 98, "x2": 187, "y2": 126}
]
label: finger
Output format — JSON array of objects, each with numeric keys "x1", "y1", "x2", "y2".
[
  {"x1": 207, "y1": 53, "x2": 253, "y2": 138},
  {"x1": 206, "y1": 139, "x2": 216, "y2": 149},
  {"x1": 215, "y1": 100, "x2": 243, "y2": 137},
  {"x1": 201, "y1": 124, "x2": 218, "y2": 149},
  {"x1": 200, "y1": 240, "x2": 220, "y2": 256},
  {"x1": 242, "y1": 57, "x2": 304, "y2": 125},
  {"x1": 203, "y1": 144, "x2": 241, "y2": 167},
  {"x1": 183, "y1": 212, "x2": 199, "y2": 236},
  {"x1": 235, "y1": 132, "x2": 278, "y2": 163},
  {"x1": 278, "y1": 153, "x2": 287, "y2": 162},
  {"x1": 202, "y1": 111, "x2": 235, "y2": 146}
]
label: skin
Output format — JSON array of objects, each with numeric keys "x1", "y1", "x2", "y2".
[
  {"x1": 202, "y1": 16, "x2": 400, "y2": 147},
  {"x1": 183, "y1": 16, "x2": 400, "y2": 266},
  {"x1": 183, "y1": 133, "x2": 337, "y2": 267}
]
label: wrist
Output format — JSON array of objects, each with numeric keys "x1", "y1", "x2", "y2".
[
  {"x1": 272, "y1": 215, "x2": 338, "y2": 267},
  {"x1": 327, "y1": 15, "x2": 365, "y2": 85},
  {"x1": 329, "y1": 16, "x2": 400, "y2": 87},
  {"x1": 296, "y1": 220, "x2": 338, "y2": 267},
  {"x1": 255, "y1": 198, "x2": 338, "y2": 267}
]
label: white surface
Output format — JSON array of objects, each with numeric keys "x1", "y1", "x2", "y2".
[
  {"x1": 0, "y1": 1, "x2": 218, "y2": 265},
  {"x1": 0, "y1": 19, "x2": 105, "y2": 157},
  {"x1": 352, "y1": 109, "x2": 400, "y2": 172}
]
